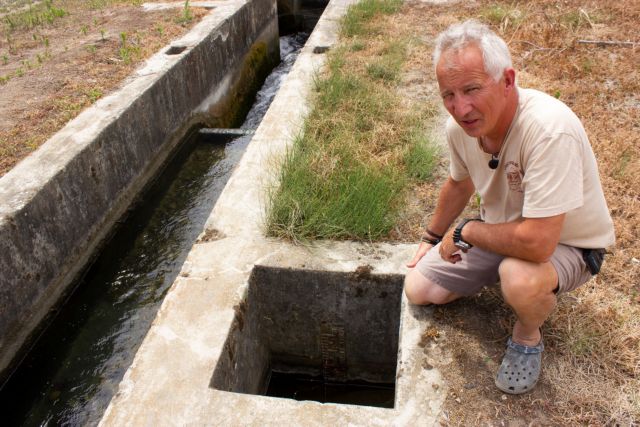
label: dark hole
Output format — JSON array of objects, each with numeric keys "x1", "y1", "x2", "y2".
[
  {"x1": 165, "y1": 45, "x2": 187, "y2": 55},
  {"x1": 266, "y1": 372, "x2": 394, "y2": 408},
  {"x1": 313, "y1": 45, "x2": 330, "y2": 54}
]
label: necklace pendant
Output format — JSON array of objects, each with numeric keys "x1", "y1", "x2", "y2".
[{"x1": 488, "y1": 155, "x2": 499, "y2": 169}]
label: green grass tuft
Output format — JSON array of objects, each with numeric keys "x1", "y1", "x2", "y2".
[
  {"x1": 404, "y1": 132, "x2": 440, "y2": 182},
  {"x1": 266, "y1": 2, "x2": 439, "y2": 242},
  {"x1": 268, "y1": 144, "x2": 405, "y2": 241}
]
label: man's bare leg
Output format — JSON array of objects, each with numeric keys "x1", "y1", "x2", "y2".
[
  {"x1": 404, "y1": 268, "x2": 462, "y2": 305},
  {"x1": 498, "y1": 257, "x2": 559, "y2": 346}
]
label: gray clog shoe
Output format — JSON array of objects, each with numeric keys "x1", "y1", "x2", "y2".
[{"x1": 495, "y1": 336, "x2": 544, "y2": 394}]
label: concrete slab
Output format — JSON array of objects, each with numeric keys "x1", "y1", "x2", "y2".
[{"x1": 101, "y1": 0, "x2": 447, "y2": 424}]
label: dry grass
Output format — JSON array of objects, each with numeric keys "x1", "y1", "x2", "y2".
[
  {"x1": 395, "y1": 0, "x2": 639, "y2": 424},
  {"x1": 0, "y1": 0, "x2": 207, "y2": 176}
]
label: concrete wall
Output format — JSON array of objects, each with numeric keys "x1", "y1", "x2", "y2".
[
  {"x1": 0, "y1": 0, "x2": 279, "y2": 382},
  {"x1": 210, "y1": 266, "x2": 403, "y2": 395}
]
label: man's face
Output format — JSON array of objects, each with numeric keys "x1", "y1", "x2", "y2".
[{"x1": 436, "y1": 45, "x2": 510, "y2": 140}]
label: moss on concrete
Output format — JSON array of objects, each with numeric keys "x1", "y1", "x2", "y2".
[{"x1": 207, "y1": 41, "x2": 279, "y2": 129}]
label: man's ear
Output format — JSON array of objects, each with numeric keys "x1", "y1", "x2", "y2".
[{"x1": 503, "y1": 68, "x2": 516, "y2": 91}]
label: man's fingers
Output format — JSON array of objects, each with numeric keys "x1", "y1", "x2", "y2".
[
  {"x1": 406, "y1": 257, "x2": 420, "y2": 268},
  {"x1": 406, "y1": 243, "x2": 432, "y2": 268}
]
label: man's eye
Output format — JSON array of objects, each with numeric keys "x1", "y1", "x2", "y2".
[{"x1": 465, "y1": 87, "x2": 479, "y2": 94}]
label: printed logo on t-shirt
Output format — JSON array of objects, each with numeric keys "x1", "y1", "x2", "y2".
[{"x1": 505, "y1": 161, "x2": 523, "y2": 193}]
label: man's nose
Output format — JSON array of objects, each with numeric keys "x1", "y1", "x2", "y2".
[{"x1": 452, "y1": 95, "x2": 473, "y2": 117}]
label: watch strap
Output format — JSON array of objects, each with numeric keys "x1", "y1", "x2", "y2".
[{"x1": 453, "y1": 218, "x2": 482, "y2": 248}]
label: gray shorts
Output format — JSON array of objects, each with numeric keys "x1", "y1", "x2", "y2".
[{"x1": 415, "y1": 243, "x2": 593, "y2": 296}]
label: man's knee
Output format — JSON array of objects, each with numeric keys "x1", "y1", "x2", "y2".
[
  {"x1": 498, "y1": 257, "x2": 556, "y2": 303},
  {"x1": 404, "y1": 269, "x2": 457, "y2": 305}
]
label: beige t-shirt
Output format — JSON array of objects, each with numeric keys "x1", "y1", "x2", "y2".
[{"x1": 447, "y1": 88, "x2": 615, "y2": 249}]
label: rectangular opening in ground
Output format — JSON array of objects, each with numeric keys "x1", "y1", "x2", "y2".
[{"x1": 210, "y1": 266, "x2": 403, "y2": 408}]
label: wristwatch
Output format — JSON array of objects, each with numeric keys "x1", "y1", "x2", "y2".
[{"x1": 453, "y1": 218, "x2": 482, "y2": 250}]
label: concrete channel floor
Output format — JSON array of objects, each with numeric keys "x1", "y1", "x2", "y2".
[{"x1": 100, "y1": 1, "x2": 447, "y2": 424}]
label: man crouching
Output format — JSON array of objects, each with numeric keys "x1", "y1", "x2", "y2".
[{"x1": 404, "y1": 20, "x2": 615, "y2": 394}]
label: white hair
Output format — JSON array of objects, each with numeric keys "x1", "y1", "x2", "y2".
[{"x1": 433, "y1": 20, "x2": 512, "y2": 82}]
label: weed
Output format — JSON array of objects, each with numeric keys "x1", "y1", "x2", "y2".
[
  {"x1": 86, "y1": 44, "x2": 97, "y2": 54},
  {"x1": 475, "y1": 193, "x2": 482, "y2": 208},
  {"x1": 554, "y1": 90, "x2": 561, "y2": 98},
  {"x1": 15, "y1": 67, "x2": 24, "y2": 77},
  {"x1": 80, "y1": 24, "x2": 88, "y2": 36},
  {"x1": 176, "y1": 0, "x2": 192, "y2": 25},
  {"x1": 4, "y1": 15, "x2": 16, "y2": 31},
  {"x1": 365, "y1": 39, "x2": 406, "y2": 83},
  {"x1": 155, "y1": 25, "x2": 164, "y2": 36},
  {"x1": 366, "y1": 63, "x2": 395, "y2": 81},
  {"x1": 36, "y1": 53, "x2": 43, "y2": 64},
  {"x1": 581, "y1": 58, "x2": 593, "y2": 73},
  {"x1": 2, "y1": 54, "x2": 8, "y2": 65},
  {"x1": 3, "y1": 0, "x2": 67, "y2": 32},
  {"x1": 268, "y1": 145, "x2": 406, "y2": 240},
  {"x1": 341, "y1": 0, "x2": 402, "y2": 37},
  {"x1": 561, "y1": 8, "x2": 596, "y2": 31},
  {"x1": 614, "y1": 150, "x2": 632, "y2": 178},
  {"x1": 89, "y1": 0, "x2": 108, "y2": 9},
  {"x1": 86, "y1": 87, "x2": 103, "y2": 102},
  {"x1": 404, "y1": 131, "x2": 439, "y2": 181},
  {"x1": 350, "y1": 41, "x2": 365, "y2": 51},
  {"x1": 43, "y1": 36, "x2": 49, "y2": 48},
  {"x1": 480, "y1": 4, "x2": 524, "y2": 31},
  {"x1": 482, "y1": 4, "x2": 510, "y2": 24},
  {"x1": 119, "y1": 31, "x2": 130, "y2": 63},
  {"x1": 0, "y1": 75, "x2": 9, "y2": 85},
  {"x1": 117, "y1": 31, "x2": 139, "y2": 64},
  {"x1": 100, "y1": 28, "x2": 106, "y2": 41}
]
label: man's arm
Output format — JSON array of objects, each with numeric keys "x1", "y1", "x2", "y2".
[
  {"x1": 460, "y1": 214, "x2": 565, "y2": 263},
  {"x1": 406, "y1": 176, "x2": 475, "y2": 267},
  {"x1": 439, "y1": 214, "x2": 565, "y2": 264}
]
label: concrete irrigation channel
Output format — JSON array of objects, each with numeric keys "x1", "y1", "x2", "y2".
[{"x1": 0, "y1": 0, "x2": 446, "y2": 424}]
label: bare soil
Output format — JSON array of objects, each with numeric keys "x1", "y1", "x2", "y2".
[{"x1": 0, "y1": 0, "x2": 207, "y2": 175}]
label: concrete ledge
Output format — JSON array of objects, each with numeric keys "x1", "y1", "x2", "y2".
[
  {"x1": 100, "y1": 0, "x2": 446, "y2": 424},
  {"x1": 0, "y1": 0, "x2": 279, "y2": 380}
]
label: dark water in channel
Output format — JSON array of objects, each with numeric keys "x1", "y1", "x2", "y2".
[{"x1": 0, "y1": 33, "x2": 307, "y2": 427}]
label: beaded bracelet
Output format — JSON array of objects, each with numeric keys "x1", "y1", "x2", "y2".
[
  {"x1": 420, "y1": 234, "x2": 441, "y2": 245},
  {"x1": 425, "y1": 227, "x2": 443, "y2": 239}
]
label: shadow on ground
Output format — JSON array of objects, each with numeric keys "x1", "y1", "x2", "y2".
[{"x1": 417, "y1": 287, "x2": 559, "y2": 426}]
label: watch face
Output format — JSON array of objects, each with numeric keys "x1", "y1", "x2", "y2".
[{"x1": 454, "y1": 240, "x2": 472, "y2": 251}]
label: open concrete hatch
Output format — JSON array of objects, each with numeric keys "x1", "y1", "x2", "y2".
[{"x1": 211, "y1": 266, "x2": 404, "y2": 408}]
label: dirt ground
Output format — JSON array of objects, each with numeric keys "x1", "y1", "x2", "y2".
[
  {"x1": 1, "y1": 0, "x2": 638, "y2": 425},
  {"x1": 396, "y1": 0, "x2": 639, "y2": 425},
  {"x1": 0, "y1": 0, "x2": 207, "y2": 175}
]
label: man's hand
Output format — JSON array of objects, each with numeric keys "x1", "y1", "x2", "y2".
[
  {"x1": 406, "y1": 242, "x2": 435, "y2": 268},
  {"x1": 439, "y1": 228, "x2": 464, "y2": 263}
]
